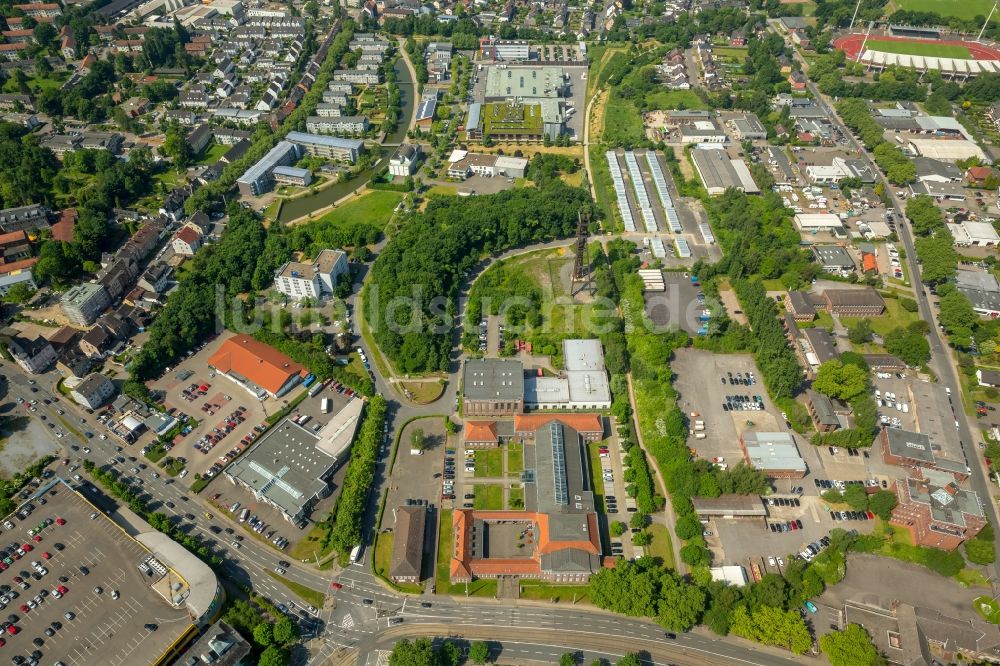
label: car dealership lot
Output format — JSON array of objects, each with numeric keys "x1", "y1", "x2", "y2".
[{"x1": 0, "y1": 483, "x2": 190, "y2": 666}]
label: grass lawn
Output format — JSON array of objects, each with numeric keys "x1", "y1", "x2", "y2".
[
  {"x1": 262, "y1": 199, "x2": 283, "y2": 222},
  {"x1": 472, "y1": 483, "x2": 504, "y2": 510},
  {"x1": 603, "y1": 91, "x2": 646, "y2": 147},
  {"x1": 761, "y1": 279, "x2": 786, "y2": 292},
  {"x1": 560, "y1": 171, "x2": 584, "y2": 187},
  {"x1": 587, "y1": 443, "x2": 607, "y2": 511},
  {"x1": 798, "y1": 310, "x2": 835, "y2": 330},
  {"x1": 644, "y1": 90, "x2": 709, "y2": 111},
  {"x1": 711, "y1": 47, "x2": 749, "y2": 60},
  {"x1": 400, "y1": 380, "x2": 444, "y2": 404},
  {"x1": 425, "y1": 184, "x2": 458, "y2": 198},
  {"x1": 311, "y1": 190, "x2": 402, "y2": 230},
  {"x1": 266, "y1": 571, "x2": 326, "y2": 608},
  {"x1": 894, "y1": 0, "x2": 996, "y2": 21},
  {"x1": 865, "y1": 38, "x2": 971, "y2": 59},
  {"x1": 975, "y1": 596, "x2": 1000, "y2": 623},
  {"x1": 518, "y1": 582, "x2": 591, "y2": 604},
  {"x1": 153, "y1": 169, "x2": 183, "y2": 190},
  {"x1": 957, "y1": 568, "x2": 991, "y2": 589},
  {"x1": 590, "y1": 145, "x2": 616, "y2": 228},
  {"x1": 646, "y1": 523, "x2": 676, "y2": 569},
  {"x1": 288, "y1": 523, "x2": 334, "y2": 562},
  {"x1": 196, "y1": 142, "x2": 229, "y2": 165},
  {"x1": 507, "y1": 442, "x2": 524, "y2": 476},
  {"x1": 3, "y1": 72, "x2": 69, "y2": 95},
  {"x1": 474, "y1": 447, "x2": 504, "y2": 478},
  {"x1": 508, "y1": 485, "x2": 524, "y2": 509},
  {"x1": 842, "y1": 297, "x2": 917, "y2": 338}
]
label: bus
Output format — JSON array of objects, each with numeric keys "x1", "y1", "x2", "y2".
[{"x1": 349, "y1": 545, "x2": 362, "y2": 564}]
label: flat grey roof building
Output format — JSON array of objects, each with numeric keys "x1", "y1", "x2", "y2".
[
  {"x1": 224, "y1": 419, "x2": 340, "y2": 522},
  {"x1": 463, "y1": 358, "x2": 524, "y2": 401},
  {"x1": 690, "y1": 148, "x2": 758, "y2": 195},
  {"x1": 813, "y1": 245, "x2": 855, "y2": 270},
  {"x1": 692, "y1": 495, "x2": 766, "y2": 517},
  {"x1": 741, "y1": 431, "x2": 807, "y2": 476},
  {"x1": 484, "y1": 66, "x2": 564, "y2": 100}
]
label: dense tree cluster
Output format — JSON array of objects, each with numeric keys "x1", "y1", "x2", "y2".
[
  {"x1": 693, "y1": 190, "x2": 814, "y2": 287},
  {"x1": 0, "y1": 121, "x2": 60, "y2": 209},
  {"x1": 819, "y1": 624, "x2": 886, "y2": 666},
  {"x1": 367, "y1": 183, "x2": 592, "y2": 373},
  {"x1": 223, "y1": 598, "x2": 298, "y2": 666},
  {"x1": 387, "y1": 637, "x2": 464, "y2": 666},
  {"x1": 328, "y1": 395, "x2": 387, "y2": 553},
  {"x1": 589, "y1": 559, "x2": 706, "y2": 630},
  {"x1": 731, "y1": 278, "x2": 803, "y2": 400}
]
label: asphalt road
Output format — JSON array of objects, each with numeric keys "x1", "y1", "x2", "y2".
[{"x1": 790, "y1": 41, "x2": 1000, "y2": 582}]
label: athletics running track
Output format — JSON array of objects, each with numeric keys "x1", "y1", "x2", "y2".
[{"x1": 833, "y1": 33, "x2": 1000, "y2": 61}]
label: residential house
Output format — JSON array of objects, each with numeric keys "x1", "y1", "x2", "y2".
[
  {"x1": 171, "y1": 225, "x2": 203, "y2": 256},
  {"x1": 70, "y1": 373, "x2": 116, "y2": 410},
  {"x1": 7, "y1": 335, "x2": 57, "y2": 374}
]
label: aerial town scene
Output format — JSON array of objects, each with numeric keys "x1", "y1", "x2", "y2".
[{"x1": 5, "y1": 0, "x2": 1000, "y2": 664}]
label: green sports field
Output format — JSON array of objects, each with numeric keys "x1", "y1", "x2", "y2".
[
  {"x1": 893, "y1": 0, "x2": 995, "y2": 22},
  {"x1": 865, "y1": 38, "x2": 972, "y2": 59}
]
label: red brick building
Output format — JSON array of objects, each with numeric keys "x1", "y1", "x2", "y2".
[
  {"x1": 822, "y1": 288, "x2": 886, "y2": 317},
  {"x1": 890, "y1": 470, "x2": 986, "y2": 550}
]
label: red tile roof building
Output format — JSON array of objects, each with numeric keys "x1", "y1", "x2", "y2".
[
  {"x1": 207, "y1": 335, "x2": 306, "y2": 398},
  {"x1": 449, "y1": 416, "x2": 605, "y2": 584}
]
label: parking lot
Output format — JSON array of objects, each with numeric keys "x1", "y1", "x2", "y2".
[
  {"x1": 643, "y1": 271, "x2": 707, "y2": 336},
  {"x1": 150, "y1": 335, "x2": 274, "y2": 484},
  {"x1": 0, "y1": 481, "x2": 191, "y2": 666},
  {"x1": 672, "y1": 349, "x2": 784, "y2": 465},
  {"x1": 206, "y1": 385, "x2": 360, "y2": 551},
  {"x1": 388, "y1": 417, "x2": 448, "y2": 513}
]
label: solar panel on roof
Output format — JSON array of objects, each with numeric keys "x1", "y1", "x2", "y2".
[
  {"x1": 606, "y1": 151, "x2": 636, "y2": 232},
  {"x1": 624, "y1": 151, "x2": 657, "y2": 232},
  {"x1": 645, "y1": 151, "x2": 683, "y2": 232}
]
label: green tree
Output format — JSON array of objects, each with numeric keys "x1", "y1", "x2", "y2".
[
  {"x1": 161, "y1": 122, "x2": 193, "y2": 168},
  {"x1": 560, "y1": 653, "x2": 577, "y2": 666},
  {"x1": 410, "y1": 427, "x2": 426, "y2": 451},
  {"x1": 843, "y1": 484, "x2": 868, "y2": 511},
  {"x1": 633, "y1": 531, "x2": 651, "y2": 546},
  {"x1": 630, "y1": 512, "x2": 647, "y2": 529},
  {"x1": 729, "y1": 605, "x2": 812, "y2": 655},
  {"x1": 389, "y1": 638, "x2": 437, "y2": 666},
  {"x1": 885, "y1": 327, "x2": 930, "y2": 367},
  {"x1": 616, "y1": 655, "x2": 641, "y2": 666},
  {"x1": 257, "y1": 645, "x2": 289, "y2": 666},
  {"x1": 819, "y1": 624, "x2": 885, "y2": 666},
  {"x1": 656, "y1": 570, "x2": 706, "y2": 631},
  {"x1": 674, "y1": 514, "x2": 702, "y2": 540},
  {"x1": 252, "y1": 622, "x2": 273, "y2": 647},
  {"x1": 847, "y1": 319, "x2": 874, "y2": 345},
  {"x1": 868, "y1": 490, "x2": 897, "y2": 520},
  {"x1": 272, "y1": 615, "x2": 298, "y2": 644},
  {"x1": 610, "y1": 521, "x2": 627, "y2": 537},
  {"x1": 468, "y1": 640, "x2": 490, "y2": 664},
  {"x1": 813, "y1": 360, "x2": 869, "y2": 402},
  {"x1": 680, "y1": 543, "x2": 710, "y2": 567},
  {"x1": 1, "y1": 281, "x2": 35, "y2": 304}
]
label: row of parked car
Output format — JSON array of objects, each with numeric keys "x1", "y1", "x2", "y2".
[
  {"x1": 768, "y1": 519, "x2": 803, "y2": 533},
  {"x1": 796, "y1": 535, "x2": 832, "y2": 562},
  {"x1": 831, "y1": 510, "x2": 874, "y2": 522}
]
